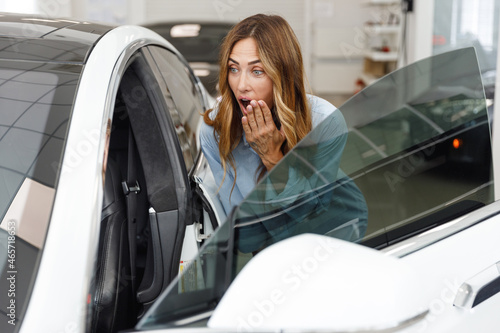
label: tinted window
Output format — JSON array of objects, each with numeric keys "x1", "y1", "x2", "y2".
[
  {"x1": 137, "y1": 47, "x2": 492, "y2": 328},
  {"x1": 0, "y1": 60, "x2": 80, "y2": 330},
  {"x1": 340, "y1": 48, "x2": 492, "y2": 247},
  {"x1": 147, "y1": 46, "x2": 204, "y2": 170}
]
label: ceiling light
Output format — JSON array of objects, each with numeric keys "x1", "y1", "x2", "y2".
[{"x1": 170, "y1": 24, "x2": 201, "y2": 38}]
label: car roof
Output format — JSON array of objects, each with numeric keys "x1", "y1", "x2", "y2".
[{"x1": 0, "y1": 13, "x2": 114, "y2": 64}]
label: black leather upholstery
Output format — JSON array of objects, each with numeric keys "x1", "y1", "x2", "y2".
[{"x1": 91, "y1": 159, "x2": 135, "y2": 333}]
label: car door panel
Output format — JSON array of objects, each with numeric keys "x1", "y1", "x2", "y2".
[
  {"x1": 397, "y1": 211, "x2": 500, "y2": 332},
  {"x1": 120, "y1": 55, "x2": 189, "y2": 299},
  {"x1": 92, "y1": 46, "x2": 200, "y2": 330}
]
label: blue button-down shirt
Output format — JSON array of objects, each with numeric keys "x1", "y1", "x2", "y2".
[{"x1": 200, "y1": 95, "x2": 341, "y2": 216}]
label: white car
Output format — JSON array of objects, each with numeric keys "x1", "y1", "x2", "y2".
[
  {"x1": 0, "y1": 13, "x2": 222, "y2": 333},
  {"x1": 0, "y1": 13, "x2": 499, "y2": 333}
]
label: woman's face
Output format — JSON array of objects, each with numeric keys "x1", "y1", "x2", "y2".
[{"x1": 227, "y1": 37, "x2": 274, "y2": 115}]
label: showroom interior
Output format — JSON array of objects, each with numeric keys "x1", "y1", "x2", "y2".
[
  {"x1": 1, "y1": 0, "x2": 498, "y2": 108},
  {"x1": 1, "y1": 2, "x2": 500, "y2": 332}
]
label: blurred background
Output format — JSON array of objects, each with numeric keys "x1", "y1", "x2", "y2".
[{"x1": 1, "y1": 0, "x2": 498, "y2": 106}]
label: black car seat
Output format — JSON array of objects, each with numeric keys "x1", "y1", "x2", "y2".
[{"x1": 91, "y1": 158, "x2": 136, "y2": 333}]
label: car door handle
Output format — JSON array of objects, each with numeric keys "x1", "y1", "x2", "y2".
[{"x1": 454, "y1": 261, "x2": 500, "y2": 309}]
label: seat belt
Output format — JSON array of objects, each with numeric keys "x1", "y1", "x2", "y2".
[{"x1": 122, "y1": 126, "x2": 140, "y2": 307}]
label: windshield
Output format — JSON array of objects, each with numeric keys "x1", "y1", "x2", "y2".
[
  {"x1": 137, "y1": 47, "x2": 492, "y2": 329},
  {"x1": 0, "y1": 61, "x2": 79, "y2": 330}
]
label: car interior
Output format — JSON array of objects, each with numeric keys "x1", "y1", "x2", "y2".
[{"x1": 89, "y1": 52, "x2": 204, "y2": 333}]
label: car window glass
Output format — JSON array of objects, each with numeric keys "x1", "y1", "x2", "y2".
[
  {"x1": 0, "y1": 62, "x2": 79, "y2": 331},
  {"x1": 137, "y1": 47, "x2": 492, "y2": 328},
  {"x1": 339, "y1": 48, "x2": 492, "y2": 247},
  {"x1": 147, "y1": 46, "x2": 204, "y2": 169}
]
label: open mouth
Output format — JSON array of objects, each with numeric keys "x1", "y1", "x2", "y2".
[{"x1": 240, "y1": 98, "x2": 250, "y2": 110}]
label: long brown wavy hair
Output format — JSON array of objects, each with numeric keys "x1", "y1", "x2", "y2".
[{"x1": 204, "y1": 13, "x2": 312, "y2": 190}]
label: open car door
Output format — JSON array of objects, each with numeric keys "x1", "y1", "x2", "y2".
[{"x1": 90, "y1": 44, "x2": 219, "y2": 332}]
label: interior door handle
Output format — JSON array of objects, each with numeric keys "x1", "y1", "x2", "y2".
[
  {"x1": 136, "y1": 207, "x2": 164, "y2": 303},
  {"x1": 454, "y1": 261, "x2": 500, "y2": 309}
]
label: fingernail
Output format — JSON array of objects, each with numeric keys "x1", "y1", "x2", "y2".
[
  {"x1": 250, "y1": 100, "x2": 257, "y2": 107},
  {"x1": 258, "y1": 100, "x2": 264, "y2": 106},
  {"x1": 247, "y1": 105, "x2": 253, "y2": 112}
]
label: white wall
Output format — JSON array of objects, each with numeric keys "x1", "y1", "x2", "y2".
[
  {"x1": 0, "y1": 0, "x2": 38, "y2": 14},
  {"x1": 405, "y1": 0, "x2": 434, "y2": 65},
  {"x1": 493, "y1": 13, "x2": 500, "y2": 200},
  {"x1": 0, "y1": 0, "x2": 71, "y2": 17},
  {"x1": 309, "y1": 0, "x2": 372, "y2": 95}
]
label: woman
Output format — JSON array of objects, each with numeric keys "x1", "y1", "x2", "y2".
[{"x1": 200, "y1": 13, "x2": 351, "y2": 217}]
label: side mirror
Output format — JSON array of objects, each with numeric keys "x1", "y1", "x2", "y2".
[{"x1": 209, "y1": 234, "x2": 428, "y2": 331}]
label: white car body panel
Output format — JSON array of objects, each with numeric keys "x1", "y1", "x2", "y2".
[
  {"x1": 397, "y1": 210, "x2": 500, "y2": 332},
  {"x1": 20, "y1": 25, "x2": 178, "y2": 333},
  {"x1": 207, "y1": 204, "x2": 500, "y2": 333}
]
